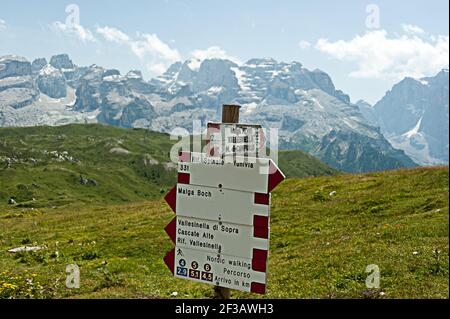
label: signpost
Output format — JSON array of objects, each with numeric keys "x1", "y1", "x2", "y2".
[
  {"x1": 165, "y1": 215, "x2": 269, "y2": 258},
  {"x1": 177, "y1": 152, "x2": 285, "y2": 193},
  {"x1": 164, "y1": 246, "x2": 268, "y2": 294},
  {"x1": 163, "y1": 104, "x2": 285, "y2": 298},
  {"x1": 164, "y1": 183, "x2": 270, "y2": 225}
]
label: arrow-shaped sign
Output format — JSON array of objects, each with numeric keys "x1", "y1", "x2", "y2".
[
  {"x1": 164, "y1": 183, "x2": 270, "y2": 226},
  {"x1": 164, "y1": 246, "x2": 268, "y2": 294},
  {"x1": 164, "y1": 216, "x2": 269, "y2": 259},
  {"x1": 178, "y1": 152, "x2": 285, "y2": 193}
]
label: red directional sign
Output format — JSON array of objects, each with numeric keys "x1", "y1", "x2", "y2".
[
  {"x1": 163, "y1": 121, "x2": 285, "y2": 295},
  {"x1": 178, "y1": 152, "x2": 285, "y2": 193},
  {"x1": 164, "y1": 183, "x2": 270, "y2": 226},
  {"x1": 164, "y1": 216, "x2": 269, "y2": 259}
]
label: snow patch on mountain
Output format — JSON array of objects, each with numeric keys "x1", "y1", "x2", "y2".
[
  {"x1": 403, "y1": 117, "x2": 422, "y2": 138},
  {"x1": 0, "y1": 87, "x2": 99, "y2": 127},
  {"x1": 370, "y1": 69, "x2": 449, "y2": 165}
]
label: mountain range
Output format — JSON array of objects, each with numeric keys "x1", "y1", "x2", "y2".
[
  {"x1": 1, "y1": 53, "x2": 445, "y2": 172},
  {"x1": 356, "y1": 69, "x2": 449, "y2": 166}
]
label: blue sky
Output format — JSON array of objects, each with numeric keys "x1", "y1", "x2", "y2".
[{"x1": 0, "y1": 0, "x2": 448, "y2": 103}]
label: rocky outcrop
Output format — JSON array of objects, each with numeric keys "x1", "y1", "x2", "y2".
[
  {"x1": 0, "y1": 76, "x2": 35, "y2": 92},
  {"x1": 73, "y1": 81, "x2": 101, "y2": 112},
  {"x1": 371, "y1": 69, "x2": 449, "y2": 165},
  {"x1": 0, "y1": 56, "x2": 38, "y2": 109},
  {"x1": 356, "y1": 100, "x2": 378, "y2": 126},
  {"x1": 317, "y1": 130, "x2": 416, "y2": 172},
  {"x1": 36, "y1": 65, "x2": 67, "y2": 98},
  {"x1": 0, "y1": 55, "x2": 31, "y2": 79},
  {"x1": 31, "y1": 58, "x2": 47, "y2": 74},
  {"x1": 49, "y1": 54, "x2": 74, "y2": 70}
]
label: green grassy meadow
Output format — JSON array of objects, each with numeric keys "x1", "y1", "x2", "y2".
[{"x1": 0, "y1": 125, "x2": 448, "y2": 299}]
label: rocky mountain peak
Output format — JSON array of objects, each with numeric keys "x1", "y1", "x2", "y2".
[
  {"x1": 370, "y1": 69, "x2": 449, "y2": 165},
  {"x1": 31, "y1": 58, "x2": 47, "y2": 74},
  {"x1": 245, "y1": 57, "x2": 278, "y2": 66},
  {"x1": 49, "y1": 54, "x2": 74, "y2": 70},
  {"x1": 126, "y1": 70, "x2": 143, "y2": 79},
  {"x1": 36, "y1": 65, "x2": 67, "y2": 99},
  {"x1": 0, "y1": 55, "x2": 31, "y2": 79}
]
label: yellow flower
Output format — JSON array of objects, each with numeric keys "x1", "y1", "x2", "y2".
[{"x1": 2, "y1": 283, "x2": 18, "y2": 289}]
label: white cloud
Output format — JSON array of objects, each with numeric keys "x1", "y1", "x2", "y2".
[
  {"x1": 315, "y1": 29, "x2": 449, "y2": 81},
  {"x1": 402, "y1": 24, "x2": 425, "y2": 35},
  {"x1": 147, "y1": 62, "x2": 167, "y2": 74},
  {"x1": 130, "y1": 33, "x2": 181, "y2": 62},
  {"x1": 298, "y1": 40, "x2": 311, "y2": 49},
  {"x1": 94, "y1": 26, "x2": 181, "y2": 75},
  {"x1": 0, "y1": 19, "x2": 6, "y2": 29},
  {"x1": 96, "y1": 26, "x2": 130, "y2": 44},
  {"x1": 190, "y1": 46, "x2": 241, "y2": 64},
  {"x1": 52, "y1": 21, "x2": 96, "y2": 43}
]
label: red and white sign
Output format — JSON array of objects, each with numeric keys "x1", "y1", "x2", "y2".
[
  {"x1": 164, "y1": 215, "x2": 269, "y2": 259},
  {"x1": 163, "y1": 122, "x2": 285, "y2": 295},
  {"x1": 178, "y1": 152, "x2": 285, "y2": 193},
  {"x1": 164, "y1": 246, "x2": 268, "y2": 294},
  {"x1": 164, "y1": 183, "x2": 270, "y2": 226}
]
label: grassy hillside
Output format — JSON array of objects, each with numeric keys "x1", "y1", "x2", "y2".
[
  {"x1": 278, "y1": 150, "x2": 338, "y2": 178},
  {"x1": 0, "y1": 124, "x2": 337, "y2": 209},
  {"x1": 0, "y1": 166, "x2": 448, "y2": 299}
]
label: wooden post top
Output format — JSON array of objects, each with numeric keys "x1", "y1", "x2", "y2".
[{"x1": 221, "y1": 104, "x2": 241, "y2": 123}]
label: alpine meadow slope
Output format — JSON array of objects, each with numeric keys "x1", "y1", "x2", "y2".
[
  {"x1": 0, "y1": 124, "x2": 337, "y2": 208},
  {"x1": 0, "y1": 165, "x2": 447, "y2": 298}
]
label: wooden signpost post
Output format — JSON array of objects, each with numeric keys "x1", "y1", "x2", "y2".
[{"x1": 163, "y1": 104, "x2": 285, "y2": 298}]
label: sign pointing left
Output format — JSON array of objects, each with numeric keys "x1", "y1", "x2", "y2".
[
  {"x1": 164, "y1": 216, "x2": 269, "y2": 259},
  {"x1": 164, "y1": 183, "x2": 270, "y2": 226}
]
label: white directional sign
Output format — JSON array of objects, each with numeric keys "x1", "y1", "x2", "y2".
[
  {"x1": 164, "y1": 119, "x2": 286, "y2": 295},
  {"x1": 178, "y1": 152, "x2": 285, "y2": 193},
  {"x1": 164, "y1": 246, "x2": 268, "y2": 294},
  {"x1": 165, "y1": 183, "x2": 270, "y2": 226},
  {"x1": 165, "y1": 215, "x2": 269, "y2": 259}
]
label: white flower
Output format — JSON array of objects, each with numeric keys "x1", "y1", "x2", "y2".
[
  {"x1": 412, "y1": 251, "x2": 419, "y2": 255},
  {"x1": 170, "y1": 291, "x2": 178, "y2": 297}
]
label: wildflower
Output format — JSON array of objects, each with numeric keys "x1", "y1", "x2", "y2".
[{"x1": 2, "y1": 283, "x2": 18, "y2": 289}]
